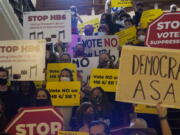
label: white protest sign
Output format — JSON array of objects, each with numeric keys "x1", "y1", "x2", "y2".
[
  {"x1": 72, "y1": 57, "x2": 99, "y2": 81},
  {"x1": 81, "y1": 35, "x2": 119, "y2": 63},
  {"x1": 0, "y1": 40, "x2": 46, "y2": 81},
  {"x1": 23, "y1": 10, "x2": 71, "y2": 43}
]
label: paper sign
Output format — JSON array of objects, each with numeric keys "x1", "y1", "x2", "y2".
[
  {"x1": 46, "y1": 82, "x2": 81, "y2": 106},
  {"x1": 115, "y1": 26, "x2": 136, "y2": 46},
  {"x1": 47, "y1": 63, "x2": 77, "y2": 81},
  {"x1": 90, "y1": 69, "x2": 119, "y2": 92},
  {"x1": 72, "y1": 57, "x2": 99, "y2": 81},
  {"x1": 0, "y1": 40, "x2": 45, "y2": 81},
  {"x1": 140, "y1": 9, "x2": 163, "y2": 28},
  {"x1": 58, "y1": 131, "x2": 89, "y2": 135},
  {"x1": 111, "y1": 0, "x2": 133, "y2": 7},
  {"x1": 81, "y1": 35, "x2": 119, "y2": 63},
  {"x1": 23, "y1": 10, "x2": 71, "y2": 43},
  {"x1": 135, "y1": 104, "x2": 158, "y2": 114},
  {"x1": 78, "y1": 18, "x2": 99, "y2": 35},
  {"x1": 116, "y1": 46, "x2": 180, "y2": 109}
]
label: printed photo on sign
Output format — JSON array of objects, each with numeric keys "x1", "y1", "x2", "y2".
[
  {"x1": 23, "y1": 10, "x2": 71, "y2": 43},
  {"x1": 116, "y1": 46, "x2": 180, "y2": 109},
  {"x1": 0, "y1": 40, "x2": 45, "y2": 81}
]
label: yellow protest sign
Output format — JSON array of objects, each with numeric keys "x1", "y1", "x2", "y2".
[
  {"x1": 116, "y1": 46, "x2": 180, "y2": 109},
  {"x1": 46, "y1": 82, "x2": 81, "y2": 106},
  {"x1": 90, "y1": 68, "x2": 119, "y2": 92},
  {"x1": 78, "y1": 18, "x2": 99, "y2": 35},
  {"x1": 135, "y1": 104, "x2": 158, "y2": 114},
  {"x1": 115, "y1": 26, "x2": 136, "y2": 46},
  {"x1": 58, "y1": 131, "x2": 89, "y2": 135},
  {"x1": 111, "y1": 0, "x2": 133, "y2": 7},
  {"x1": 140, "y1": 9, "x2": 163, "y2": 28},
  {"x1": 47, "y1": 63, "x2": 77, "y2": 82}
]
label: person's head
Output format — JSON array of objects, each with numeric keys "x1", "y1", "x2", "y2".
[
  {"x1": 124, "y1": 19, "x2": 134, "y2": 28},
  {"x1": 98, "y1": 24, "x2": 110, "y2": 36},
  {"x1": 170, "y1": 4, "x2": 177, "y2": 12},
  {"x1": 137, "y1": 28, "x2": 146, "y2": 42},
  {"x1": 0, "y1": 67, "x2": 8, "y2": 86},
  {"x1": 19, "y1": 81, "x2": 36, "y2": 96},
  {"x1": 76, "y1": 102, "x2": 96, "y2": 124},
  {"x1": 98, "y1": 53, "x2": 113, "y2": 68},
  {"x1": 74, "y1": 42, "x2": 85, "y2": 57},
  {"x1": 59, "y1": 68, "x2": 73, "y2": 81},
  {"x1": 70, "y1": 5, "x2": 78, "y2": 16},
  {"x1": 84, "y1": 24, "x2": 94, "y2": 36},
  {"x1": 135, "y1": 2, "x2": 144, "y2": 13},
  {"x1": 59, "y1": 53, "x2": 71, "y2": 63},
  {"x1": 33, "y1": 88, "x2": 52, "y2": 106},
  {"x1": 89, "y1": 120, "x2": 110, "y2": 135}
]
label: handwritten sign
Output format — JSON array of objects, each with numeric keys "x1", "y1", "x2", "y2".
[
  {"x1": 46, "y1": 82, "x2": 81, "y2": 106},
  {"x1": 90, "y1": 69, "x2": 119, "y2": 92},
  {"x1": 111, "y1": 0, "x2": 133, "y2": 7},
  {"x1": 116, "y1": 46, "x2": 180, "y2": 109}
]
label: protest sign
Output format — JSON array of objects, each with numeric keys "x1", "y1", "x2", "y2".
[
  {"x1": 23, "y1": 10, "x2": 71, "y2": 43},
  {"x1": 111, "y1": 0, "x2": 133, "y2": 7},
  {"x1": 115, "y1": 26, "x2": 136, "y2": 46},
  {"x1": 90, "y1": 69, "x2": 119, "y2": 92},
  {"x1": 59, "y1": 131, "x2": 89, "y2": 135},
  {"x1": 81, "y1": 35, "x2": 119, "y2": 63},
  {"x1": 46, "y1": 82, "x2": 81, "y2": 106},
  {"x1": 145, "y1": 12, "x2": 180, "y2": 49},
  {"x1": 0, "y1": 40, "x2": 45, "y2": 81},
  {"x1": 5, "y1": 106, "x2": 63, "y2": 135},
  {"x1": 116, "y1": 46, "x2": 180, "y2": 109},
  {"x1": 140, "y1": 9, "x2": 163, "y2": 28},
  {"x1": 78, "y1": 18, "x2": 99, "y2": 35},
  {"x1": 72, "y1": 57, "x2": 99, "y2": 81},
  {"x1": 135, "y1": 104, "x2": 158, "y2": 114},
  {"x1": 47, "y1": 63, "x2": 77, "y2": 81}
]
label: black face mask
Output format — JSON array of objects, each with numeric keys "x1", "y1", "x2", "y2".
[
  {"x1": 83, "y1": 113, "x2": 95, "y2": 123},
  {"x1": 35, "y1": 99, "x2": 49, "y2": 106},
  {"x1": 0, "y1": 78, "x2": 8, "y2": 85},
  {"x1": 99, "y1": 60, "x2": 110, "y2": 68},
  {"x1": 92, "y1": 96, "x2": 103, "y2": 105}
]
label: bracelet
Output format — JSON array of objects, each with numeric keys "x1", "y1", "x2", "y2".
[{"x1": 159, "y1": 116, "x2": 167, "y2": 120}]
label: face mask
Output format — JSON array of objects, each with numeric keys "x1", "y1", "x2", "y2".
[
  {"x1": 60, "y1": 77, "x2": 70, "y2": 82},
  {"x1": 99, "y1": 60, "x2": 110, "y2": 68},
  {"x1": 0, "y1": 78, "x2": 8, "y2": 85},
  {"x1": 71, "y1": 11, "x2": 76, "y2": 16},
  {"x1": 138, "y1": 35, "x2": 146, "y2": 42},
  {"x1": 115, "y1": 20, "x2": 125, "y2": 26},
  {"x1": 92, "y1": 96, "x2": 103, "y2": 105},
  {"x1": 35, "y1": 99, "x2": 49, "y2": 106},
  {"x1": 98, "y1": 32, "x2": 106, "y2": 36},
  {"x1": 83, "y1": 113, "x2": 95, "y2": 123}
]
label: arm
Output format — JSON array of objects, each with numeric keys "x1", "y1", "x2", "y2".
[{"x1": 156, "y1": 102, "x2": 172, "y2": 135}]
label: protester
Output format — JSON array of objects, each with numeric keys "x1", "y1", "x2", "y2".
[
  {"x1": 133, "y1": 2, "x2": 144, "y2": 26},
  {"x1": 74, "y1": 42, "x2": 86, "y2": 58},
  {"x1": 59, "y1": 68, "x2": 74, "y2": 81},
  {"x1": 97, "y1": 53, "x2": 114, "y2": 68},
  {"x1": 84, "y1": 24, "x2": 94, "y2": 36}
]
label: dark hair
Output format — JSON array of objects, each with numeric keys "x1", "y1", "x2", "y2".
[
  {"x1": 59, "y1": 68, "x2": 73, "y2": 81},
  {"x1": 59, "y1": 53, "x2": 71, "y2": 63},
  {"x1": 33, "y1": 88, "x2": 52, "y2": 106},
  {"x1": 19, "y1": 81, "x2": 36, "y2": 96},
  {"x1": 0, "y1": 67, "x2": 9, "y2": 77},
  {"x1": 97, "y1": 52, "x2": 114, "y2": 68},
  {"x1": 88, "y1": 120, "x2": 110, "y2": 135}
]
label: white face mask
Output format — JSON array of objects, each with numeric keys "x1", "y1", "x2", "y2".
[
  {"x1": 60, "y1": 77, "x2": 70, "y2": 82},
  {"x1": 115, "y1": 20, "x2": 125, "y2": 26},
  {"x1": 98, "y1": 32, "x2": 106, "y2": 36},
  {"x1": 138, "y1": 35, "x2": 146, "y2": 42}
]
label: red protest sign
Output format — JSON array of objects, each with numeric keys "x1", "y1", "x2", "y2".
[
  {"x1": 145, "y1": 12, "x2": 180, "y2": 49},
  {"x1": 5, "y1": 106, "x2": 64, "y2": 135}
]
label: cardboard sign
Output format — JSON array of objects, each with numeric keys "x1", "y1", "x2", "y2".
[
  {"x1": 0, "y1": 40, "x2": 45, "y2": 81},
  {"x1": 23, "y1": 10, "x2": 71, "y2": 43},
  {"x1": 5, "y1": 106, "x2": 64, "y2": 135},
  {"x1": 47, "y1": 63, "x2": 77, "y2": 81},
  {"x1": 81, "y1": 35, "x2": 119, "y2": 63},
  {"x1": 115, "y1": 26, "x2": 136, "y2": 46},
  {"x1": 46, "y1": 82, "x2": 81, "y2": 106},
  {"x1": 111, "y1": 0, "x2": 133, "y2": 7},
  {"x1": 90, "y1": 69, "x2": 119, "y2": 92},
  {"x1": 59, "y1": 131, "x2": 89, "y2": 135},
  {"x1": 72, "y1": 57, "x2": 99, "y2": 81},
  {"x1": 116, "y1": 46, "x2": 180, "y2": 109},
  {"x1": 140, "y1": 9, "x2": 163, "y2": 28},
  {"x1": 135, "y1": 104, "x2": 158, "y2": 114},
  {"x1": 145, "y1": 12, "x2": 180, "y2": 49},
  {"x1": 78, "y1": 18, "x2": 99, "y2": 35}
]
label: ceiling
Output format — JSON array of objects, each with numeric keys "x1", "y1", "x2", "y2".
[{"x1": 36, "y1": 0, "x2": 180, "y2": 15}]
